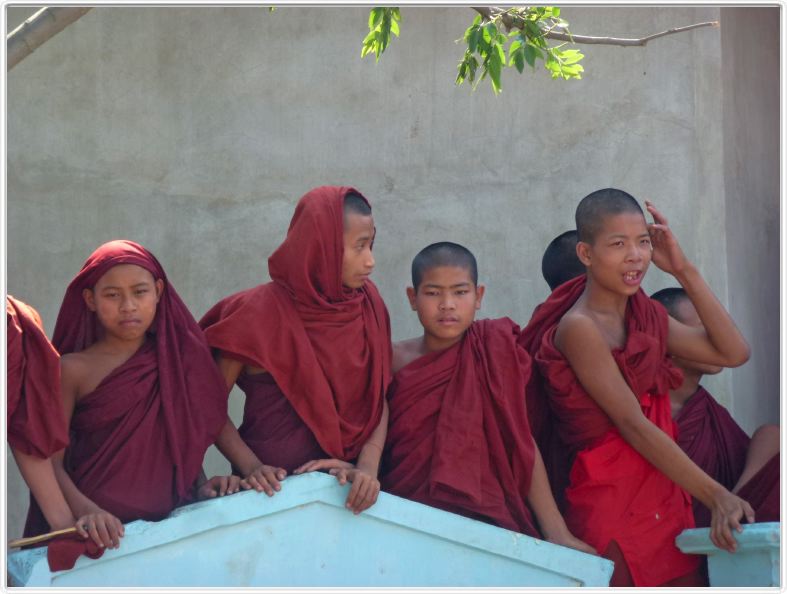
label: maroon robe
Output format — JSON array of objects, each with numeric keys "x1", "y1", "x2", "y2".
[
  {"x1": 676, "y1": 386, "x2": 779, "y2": 525},
  {"x1": 235, "y1": 371, "x2": 326, "y2": 473},
  {"x1": 25, "y1": 240, "x2": 228, "y2": 538},
  {"x1": 7, "y1": 296, "x2": 69, "y2": 458},
  {"x1": 200, "y1": 187, "x2": 392, "y2": 465},
  {"x1": 381, "y1": 318, "x2": 539, "y2": 537},
  {"x1": 675, "y1": 386, "x2": 749, "y2": 527},
  {"x1": 736, "y1": 453, "x2": 780, "y2": 522},
  {"x1": 522, "y1": 276, "x2": 699, "y2": 587}
]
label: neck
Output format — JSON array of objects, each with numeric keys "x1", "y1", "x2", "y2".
[
  {"x1": 670, "y1": 368, "x2": 702, "y2": 417},
  {"x1": 97, "y1": 332, "x2": 149, "y2": 355},
  {"x1": 422, "y1": 331, "x2": 465, "y2": 354},
  {"x1": 583, "y1": 276, "x2": 630, "y2": 318}
]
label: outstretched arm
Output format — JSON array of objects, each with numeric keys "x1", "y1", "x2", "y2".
[
  {"x1": 646, "y1": 201, "x2": 750, "y2": 367},
  {"x1": 213, "y1": 353, "x2": 286, "y2": 495},
  {"x1": 526, "y1": 447, "x2": 596, "y2": 554},
  {"x1": 54, "y1": 357, "x2": 124, "y2": 549},
  {"x1": 12, "y1": 449, "x2": 75, "y2": 531},
  {"x1": 556, "y1": 314, "x2": 754, "y2": 553}
]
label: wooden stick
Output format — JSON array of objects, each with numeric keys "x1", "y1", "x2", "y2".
[{"x1": 8, "y1": 526, "x2": 78, "y2": 548}]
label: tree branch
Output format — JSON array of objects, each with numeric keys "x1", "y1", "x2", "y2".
[
  {"x1": 7, "y1": 7, "x2": 92, "y2": 71},
  {"x1": 471, "y1": 6, "x2": 719, "y2": 47}
]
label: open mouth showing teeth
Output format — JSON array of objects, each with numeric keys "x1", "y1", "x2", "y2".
[{"x1": 625, "y1": 272, "x2": 640, "y2": 281}]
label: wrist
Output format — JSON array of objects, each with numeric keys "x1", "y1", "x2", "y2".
[{"x1": 672, "y1": 262, "x2": 699, "y2": 285}]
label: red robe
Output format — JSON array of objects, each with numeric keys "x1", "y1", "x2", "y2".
[
  {"x1": 522, "y1": 276, "x2": 698, "y2": 587},
  {"x1": 676, "y1": 387, "x2": 779, "y2": 525},
  {"x1": 200, "y1": 186, "x2": 392, "y2": 464},
  {"x1": 25, "y1": 240, "x2": 228, "y2": 537},
  {"x1": 7, "y1": 296, "x2": 69, "y2": 458},
  {"x1": 381, "y1": 318, "x2": 539, "y2": 537}
]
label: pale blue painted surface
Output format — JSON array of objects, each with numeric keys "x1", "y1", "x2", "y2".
[
  {"x1": 8, "y1": 473, "x2": 612, "y2": 587},
  {"x1": 676, "y1": 522, "x2": 781, "y2": 587}
]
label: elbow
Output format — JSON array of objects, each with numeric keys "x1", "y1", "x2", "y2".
[{"x1": 726, "y1": 341, "x2": 751, "y2": 368}]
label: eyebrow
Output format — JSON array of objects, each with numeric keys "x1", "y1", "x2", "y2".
[
  {"x1": 422, "y1": 282, "x2": 472, "y2": 289},
  {"x1": 101, "y1": 282, "x2": 151, "y2": 290}
]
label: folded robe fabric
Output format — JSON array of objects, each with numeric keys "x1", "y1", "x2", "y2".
[
  {"x1": 522, "y1": 275, "x2": 698, "y2": 587},
  {"x1": 200, "y1": 186, "x2": 391, "y2": 463},
  {"x1": 674, "y1": 386, "x2": 750, "y2": 527},
  {"x1": 7, "y1": 296, "x2": 69, "y2": 458},
  {"x1": 25, "y1": 240, "x2": 228, "y2": 543},
  {"x1": 381, "y1": 318, "x2": 538, "y2": 536},
  {"x1": 736, "y1": 452, "x2": 780, "y2": 522}
]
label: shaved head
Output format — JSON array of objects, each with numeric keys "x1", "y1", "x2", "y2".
[
  {"x1": 412, "y1": 242, "x2": 478, "y2": 290},
  {"x1": 343, "y1": 191, "x2": 372, "y2": 217},
  {"x1": 542, "y1": 230, "x2": 584, "y2": 291},
  {"x1": 575, "y1": 188, "x2": 644, "y2": 244},
  {"x1": 651, "y1": 287, "x2": 689, "y2": 319}
]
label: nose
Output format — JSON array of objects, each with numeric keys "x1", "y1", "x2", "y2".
[
  {"x1": 365, "y1": 248, "x2": 375, "y2": 270},
  {"x1": 120, "y1": 294, "x2": 137, "y2": 312},
  {"x1": 626, "y1": 243, "x2": 643, "y2": 262},
  {"x1": 439, "y1": 296, "x2": 456, "y2": 311}
]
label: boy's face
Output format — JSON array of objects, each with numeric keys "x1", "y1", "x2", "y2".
[
  {"x1": 342, "y1": 213, "x2": 376, "y2": 289},
  {"x1": 83, "y1": 264, "x2": 163, "y2": 343},
  {"x1": 577, "y1": 211, "x2": 652, "y2": 296},
  {"x1": 406, "y1": 265, "x2": 484, "y2": 348},
  {"x1": 670, "y1": 298, "x2": 723, "y2": 376}
]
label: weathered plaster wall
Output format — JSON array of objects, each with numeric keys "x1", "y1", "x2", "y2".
[
  {"x1": 5, "y1": 7, "x2": 777, "y2": 539},
  {"x1": 720, "y1": 8, "x2": 781, "y2": 432}
]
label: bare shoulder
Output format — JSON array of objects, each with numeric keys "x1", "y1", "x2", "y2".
[
  {"x1": 554, "y1": 309, "x2": 603, "y2": 354},
  {"x1": 392, "y1": 337, "x2": 423, "y2": 374},
  {"x1": 60, "y1": 351, "x2": 92, "y2": 381}
]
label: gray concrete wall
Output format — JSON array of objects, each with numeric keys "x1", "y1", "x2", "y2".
[
  {"x1": 5, "y1": 7, "x2": 777, "y2": 539},
  {"x1": 720, "y1": 8, "x2": 781, "y2": 432}
]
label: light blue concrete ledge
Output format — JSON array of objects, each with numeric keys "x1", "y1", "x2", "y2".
[
  {"x1": 676, "y1": 522, "x2": 781, "y2": 587},
  {"x1": 8, "y1": 472, "x2": 612, "y2": 587}
]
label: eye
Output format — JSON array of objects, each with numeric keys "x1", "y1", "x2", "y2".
[
  {"x1": 456, "y1": 290, "x2": 469, "y2": 296},
  {"x1": 640, "y1": 237, "x2": 651, "y2": 246},
  {"x1": 612, "y1": 241, "x2": 624, "y2": 247},
  {"x1": 135, "y1": 288, "x2": 149, "y2": 295}
]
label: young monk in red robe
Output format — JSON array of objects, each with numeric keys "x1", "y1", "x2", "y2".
[
  {"x1": 200, "y1": 187, "x2": 391, "y2": 515},
  {"x1": 380, "y1": 242, "x2": 594, "y2": 554},
  {"x1": 522, "y1": 188, "x2": 754, "y2": 587},
  {"x1": 7, "y1": 296, "x2": 83, "y2": 534},
  {"x1": 651, "y1": 287, "x2": 780, "y2": 527},
  {"x1": 25, "y1": 240, "x2": 232, "y2": 551}
]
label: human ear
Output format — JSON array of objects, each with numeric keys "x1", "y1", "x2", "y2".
[
  {"x1": 154, "y1": 279, "x2": 165, "y2": 303},
  {"x1": 82, "y1": 288, "x2": 96, "y2": 311},
  {"x1": 474, "y1": 285, "x2": 485, "y2": 310},
  {"x1": 406, "y1": 287, "x2": 417, "y2": 311},
  {"x1": 576, "y1": 242, "x2": 592, "y2": 267}
]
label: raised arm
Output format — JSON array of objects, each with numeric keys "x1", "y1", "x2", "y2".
[
  {"x1": 556, "y1": 314, "x2": 754, "y2": 552},
  {"x1": 212, "y1": 353, "x2": 286, "y2": 495},
  {"x1": 646, "y1": 201, "x2": 750, "y2": 367}
]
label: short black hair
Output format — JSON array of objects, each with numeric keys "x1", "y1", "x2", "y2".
[
  {"x1": 541, "y1": 230, "x2": 584, "y2": 291},
  {"x1": 575, "y1": 188, "x2": 644, "y2": 244},
  {"x1": 411, "y1": 242, "x2": 478, "y2": 290},
  {"x1": 344, "y1": 191, "x2": 372, "y2": 216},
  {"x1": 651, "y1": 287, "x2": 688, "y2": 319}
]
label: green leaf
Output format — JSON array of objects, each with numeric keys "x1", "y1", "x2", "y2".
[
  {"x1": 508, "y1": 38, "x2": 522, "y2": 60},
  {"x1": 553, "y1": 7, "x2": 561, "y2": 17},
  {"x1": 483, "y1": 22, "x2": 496, "y2": 43},
  {"x1": 524, "y1": 44, "x2": 538, "y2": 68},
  {"x1": 472, "y1": 14, "x2": 482, "y2": 26},
  {"x1": 494, "y1": 42, "x2": 505, "y2": 64},
  {"x1": 391, "y1": 8, "x2": 401, "y2": 20},
  {"x1": 390, "y1": 18, "x2": 400, "y2": 36},
  {"x1": 369, "y1": 8, "x2": 383, "y2": 29},
  {"x1": 513, "y1": 48, "x2": 525, "y2": 73},
  {"x1": 558, "y1": 49, "x2": 584, "y2": 65},
  {"x1": 468, "y1": 28, "x2": 480, "y2": 53}
]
